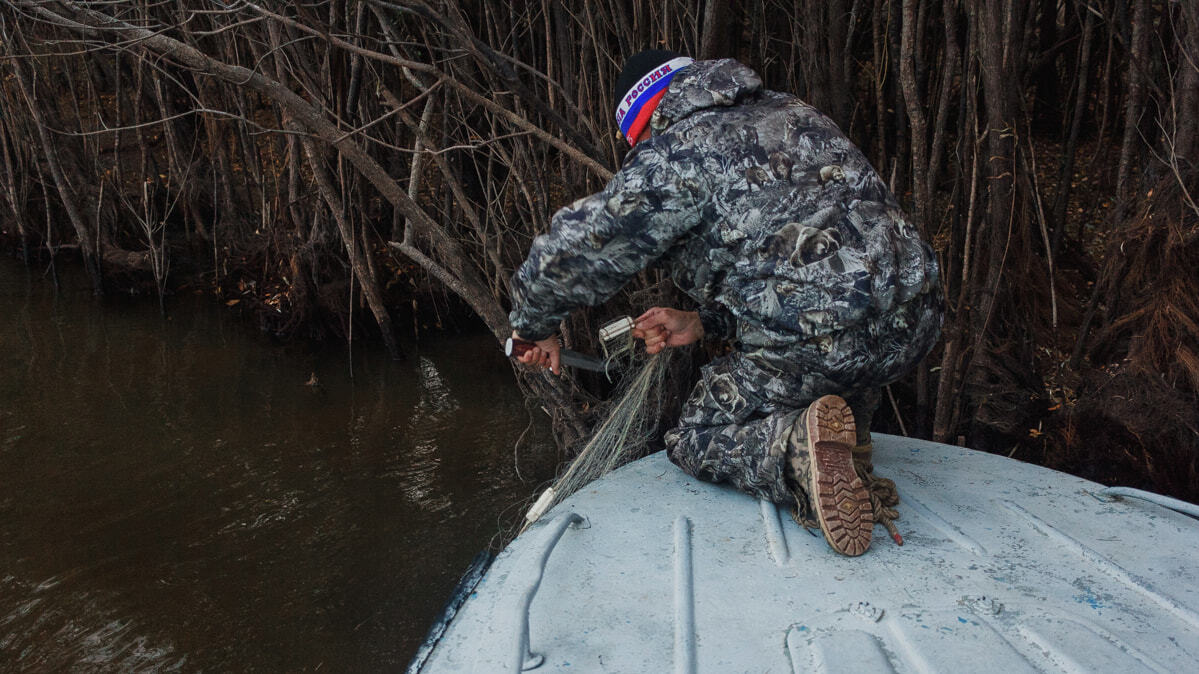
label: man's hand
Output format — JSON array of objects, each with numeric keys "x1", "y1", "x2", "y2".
[
  {"x1": 512, "y1": 331, "x2": 562, "y2": 375},
  {"x1": 632, "y1": 307, "x2": 704, "y2": 354}
]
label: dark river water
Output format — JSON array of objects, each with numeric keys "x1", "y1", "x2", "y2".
[{"x1": 0, "y1": 259, "x2": 556, "y2": 671}]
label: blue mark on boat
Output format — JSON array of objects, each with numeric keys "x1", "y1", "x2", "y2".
[{"x1": 1073, "y1": 592, "x2": 1105, "y2": 611}]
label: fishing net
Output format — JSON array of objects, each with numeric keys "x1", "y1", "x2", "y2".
[{"x1": 520, "y1": 333, "x2": 674, "y2": 532}]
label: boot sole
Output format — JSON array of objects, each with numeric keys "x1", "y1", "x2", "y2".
[{"x1": 806, "y1": 395, "x2": 873, "y2": 556}]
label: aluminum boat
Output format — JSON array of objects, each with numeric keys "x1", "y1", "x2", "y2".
[{"x1": 411, "y1": 433, "x2": 1199, "y2": 673}]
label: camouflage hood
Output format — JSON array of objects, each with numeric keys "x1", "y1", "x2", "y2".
[
  {"x1": 650, "y1": 59, "x2": 764, "y2": 133},
  {"x1": 509, "y1": 59, "x2": 941, "y2": 383}
]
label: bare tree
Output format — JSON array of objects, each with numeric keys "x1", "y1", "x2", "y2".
[{"x1": 0, "y1": 0, "x2": 1195, "y2": 499}]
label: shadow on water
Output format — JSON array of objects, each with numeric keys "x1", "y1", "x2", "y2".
[{"x1": 0, "y1": 259, "x2": 557, "y2": 671}]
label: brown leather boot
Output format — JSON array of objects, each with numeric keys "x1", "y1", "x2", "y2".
[{"x1": 805, "y1": 395, "x2": 873, "y2": 556}]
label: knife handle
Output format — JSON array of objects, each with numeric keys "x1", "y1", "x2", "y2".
[{"x1": 505, "y1": 336, "x2": 538, "y2": 358}]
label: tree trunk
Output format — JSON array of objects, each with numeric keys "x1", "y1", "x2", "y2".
[
  {"x1": 901, "y1": 0, "x2": 930, "y2": 237},
  {"x1": 700, "y1": 0, "x2": 731, "y2": 59},
  {"x1": 301, "y1": 136, "x2": 403, "y2": 359},
  {"x1": 1117, "y1": 0, "x2": 1150, "y2": 199},
  {"x1": 1171, "y1": 4, "x2": 1199, "y2": 166},
  {"x1": 9, "y1": 57, "x2": 103, "y2": 293},
  {"x1": 1050, "y1": 7, "x2": 1095, "y2": 254}
]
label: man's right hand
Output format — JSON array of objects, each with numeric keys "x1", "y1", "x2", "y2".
[
  {"x1": 512, "y1": 331, "x2": 562, "y2": 375},
  {"x1": 632, "y1": 307, "x2": 704, "y2": 354}
]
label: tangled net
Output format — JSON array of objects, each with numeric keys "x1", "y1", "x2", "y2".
[{"x1": 521, "y1": 335, "x2": 673, "y2": 532}]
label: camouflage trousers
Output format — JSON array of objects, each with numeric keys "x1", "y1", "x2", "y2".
[{"x1": 663, "y1": 350, "x2": 880, "y2": 506}]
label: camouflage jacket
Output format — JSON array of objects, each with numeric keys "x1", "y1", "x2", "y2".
[{"x1": 509, "y1": 59, "x2": 940, "y2": 357}]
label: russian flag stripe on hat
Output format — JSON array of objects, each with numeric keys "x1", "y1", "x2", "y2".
[
  {"x1": 615, "y1": 56, "x2": 693, "y2": 141},
  {"x1": 622, "y1": 89, "x2": 667, "y2": 146}
]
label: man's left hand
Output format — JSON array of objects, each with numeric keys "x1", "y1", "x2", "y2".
[{"x1": 632, "y1": 307, "x2": 704, "y2": 354}]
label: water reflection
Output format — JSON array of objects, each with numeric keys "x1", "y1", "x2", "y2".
[{"x1": 0, "y1": 260, "x2": 555, "y2": 670}]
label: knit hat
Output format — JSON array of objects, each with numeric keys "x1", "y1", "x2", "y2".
[{"x1": 613, "y1": 50, "x2": 694, "y2": 145}]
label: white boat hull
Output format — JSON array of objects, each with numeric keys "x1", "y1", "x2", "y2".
[{"x1": 415, "y1": 434, "x2": 1199, "y2": 673}]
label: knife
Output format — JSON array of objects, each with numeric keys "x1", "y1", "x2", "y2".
[{"x1": 504, "y1": 336, "x2": 611, "y2": 374}]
